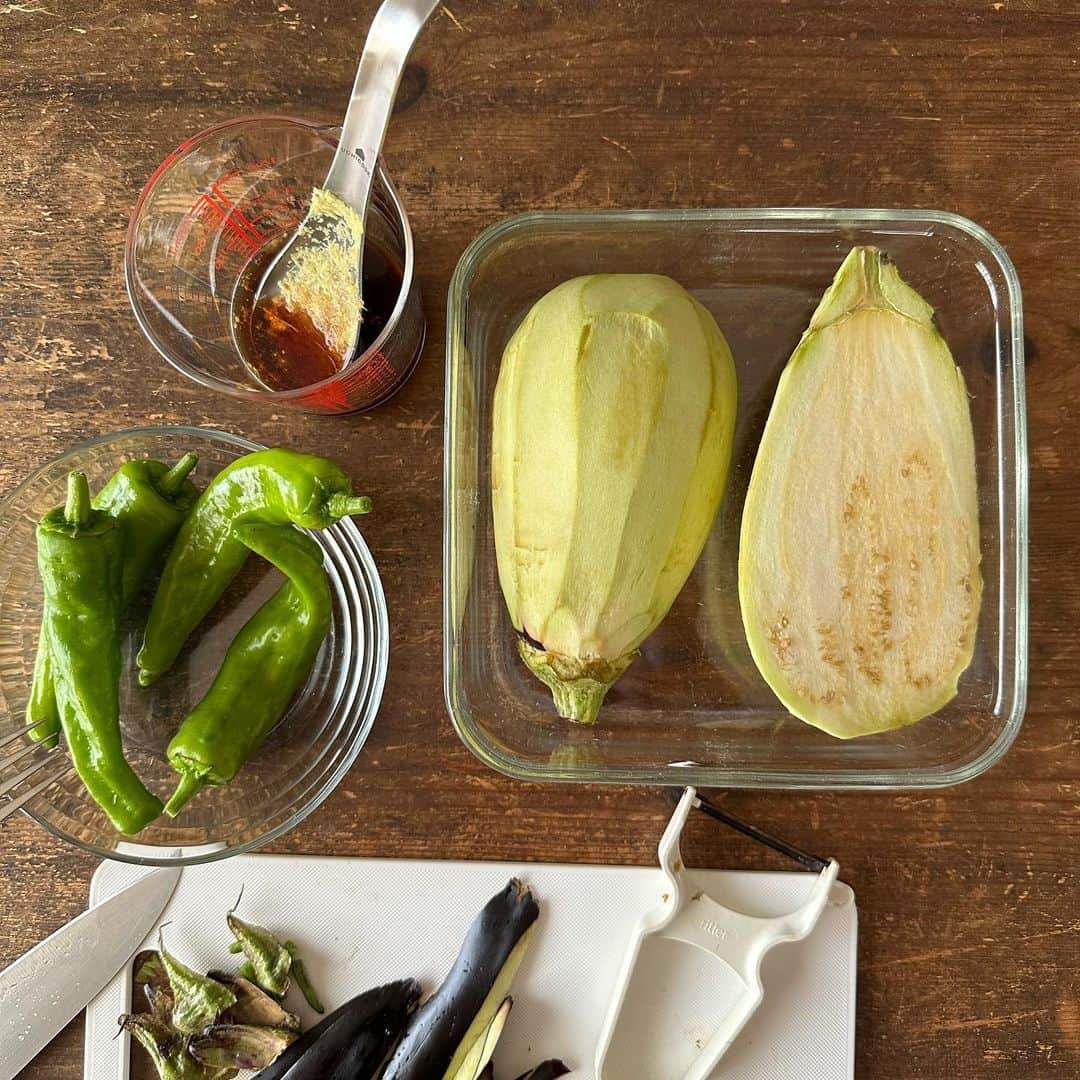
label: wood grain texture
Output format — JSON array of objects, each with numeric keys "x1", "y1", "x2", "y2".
[{"x1": 1, "y1": 0, "x2": 1077, "y2": 1076}]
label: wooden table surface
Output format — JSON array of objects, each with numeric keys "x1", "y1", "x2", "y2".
[{"x1": 1, "y1": 1, "x2": 1077, "y2": 1076}]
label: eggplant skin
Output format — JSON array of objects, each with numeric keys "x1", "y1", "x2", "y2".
[
  {"x1": 253, "y1": 978, "x2": 420, "y2": 1080},
  {"x1": 514, "y1": 1062, "x2": 571, "y2": 1080},
  {"x1": 739, "y1": 246, "x2": 982, "y2": 738},
  {"x1": 382, "y1": 879, "x2": 540, "y2": 1080}
]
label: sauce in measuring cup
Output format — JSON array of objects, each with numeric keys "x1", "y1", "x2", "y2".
[{"x1": 233, "y1": 233, "x2": 405, "y2": 392}]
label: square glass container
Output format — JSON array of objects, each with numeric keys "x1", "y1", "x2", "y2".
[{"x1": 444, "y1": 209, "x2": 1027, "y2": 789}]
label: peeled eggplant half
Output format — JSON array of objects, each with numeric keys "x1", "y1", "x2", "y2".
[
  {"x1": 739, "y1": 246, "x2": 982, "y2": 738},
  {"x1": 492, "y1": 274, "x2": 738, "y2": 724}
]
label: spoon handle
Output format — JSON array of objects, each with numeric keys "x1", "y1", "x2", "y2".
[{"x1": 323, "y1": 0, "x2": 442, "y2": 208}]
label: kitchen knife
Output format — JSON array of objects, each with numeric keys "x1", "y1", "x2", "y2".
[{"x1": 0, "y1": 865, "x2": 180, "y2": 1079}]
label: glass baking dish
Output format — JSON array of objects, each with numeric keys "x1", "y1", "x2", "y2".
[{"x1": 444, "y1": 209, "x2": 1027, "y2": 789}]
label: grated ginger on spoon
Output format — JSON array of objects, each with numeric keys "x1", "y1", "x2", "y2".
[{"x1": 279, "y1": 187, "x2": 365, "y2": 361}]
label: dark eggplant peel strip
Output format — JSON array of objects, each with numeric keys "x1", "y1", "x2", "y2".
[
  {"x1": 382, "y1": 878, "x2": 540, "y2": 1080},
  {"x1": 514, "y1": 1062, "x2": 571, "y2": 1080},
  {"x1": 478, "y1": 1058, "x2": 572, "y2": 1080},
  {"x1": 254, "y1": 978, "x2": 422, "y2": 1080}
]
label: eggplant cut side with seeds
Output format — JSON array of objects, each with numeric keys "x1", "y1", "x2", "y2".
[
  {"x1": 382, "y1": 879, "x2": 540, "y2": 1080},
  {"x1": 253, "y1": 978, "x2": 421, "y2": 1080},
  {"x1": 739, "y1": 246, "x2": 982, "y2": 738}
]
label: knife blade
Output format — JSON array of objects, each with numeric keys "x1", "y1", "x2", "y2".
[{"x1": 0, "y1": 865, "x2": 180, "y2": 1079}]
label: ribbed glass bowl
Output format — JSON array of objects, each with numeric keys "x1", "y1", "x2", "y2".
[{"x1": 0, "y1": 426, "x2": 387, "y2": 865}]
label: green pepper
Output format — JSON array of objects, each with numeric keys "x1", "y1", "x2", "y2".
[
  {"x1": 96, "y1": 452, "x2": 201, "y2": 602},
  {"x1": 27, "y1": 453, "x2": 199, "y2": 746},
  {"x1": 163, "y1": 521, "x2": 332, "y2": 815},
  {"x1": 26, "y1": 637, "x2": 59, "y2": 747},
  {"x1": 36, "y1": 472, "x2": 164, "y2": 834},
  {"x1": 138, "y1": 449, "x2": 368, "y2": 687}
]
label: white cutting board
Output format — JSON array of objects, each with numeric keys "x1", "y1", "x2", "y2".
[{"x1": 85, "y1": 854, "x2": 857, "y2": 1079}]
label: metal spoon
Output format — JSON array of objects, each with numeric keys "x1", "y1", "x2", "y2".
[{"x1": 248, "y1": 0, "x2": 441, "y2": 364}]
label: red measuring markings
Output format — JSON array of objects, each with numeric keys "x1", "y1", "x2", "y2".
[
  {"x1": 305, "y1": 351, "x2": 401, "y2": 412},
  {"x1": 171, "y1": 172, "x2": 266, "y2": 260},
  {"x1": 244, "y1": 186, "x2": 304, "y2": 241}
]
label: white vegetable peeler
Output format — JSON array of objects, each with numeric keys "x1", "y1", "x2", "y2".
[{"x1": 595, "y1": 787, "x2": 839, "y2": 1080}]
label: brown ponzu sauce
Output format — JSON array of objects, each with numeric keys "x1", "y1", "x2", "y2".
[{"x1": 233, "y1": 235, "x2": 404, "y2": 392}]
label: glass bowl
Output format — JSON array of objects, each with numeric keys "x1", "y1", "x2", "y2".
[
  {"x1": 444, "y1": 209, "x2": 1028, "y2": 789},
  {"x1": 0, "y1": 427, "x2": 388, "y2": 864},
  {"x1": 126, "y1": 115, "x2": 425, "y2": 414}
]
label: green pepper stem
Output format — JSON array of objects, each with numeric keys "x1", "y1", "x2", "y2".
[
  {"x1": 327, "y1": 493, "x2": 372, "y2": 519},
  {"x1": 64, "y1": 472, "x2": 92, "y2": 527},
  {"x1": 159, "y1": 453, "x2": 198, "y2": 496},
  {"x1": 164, "y1": 771, "x2": 204, "y2": 817}
]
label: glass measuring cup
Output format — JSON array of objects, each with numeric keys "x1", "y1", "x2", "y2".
[{"x1": 126, "y1": 116, "x2": 425, "y2": 413}]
